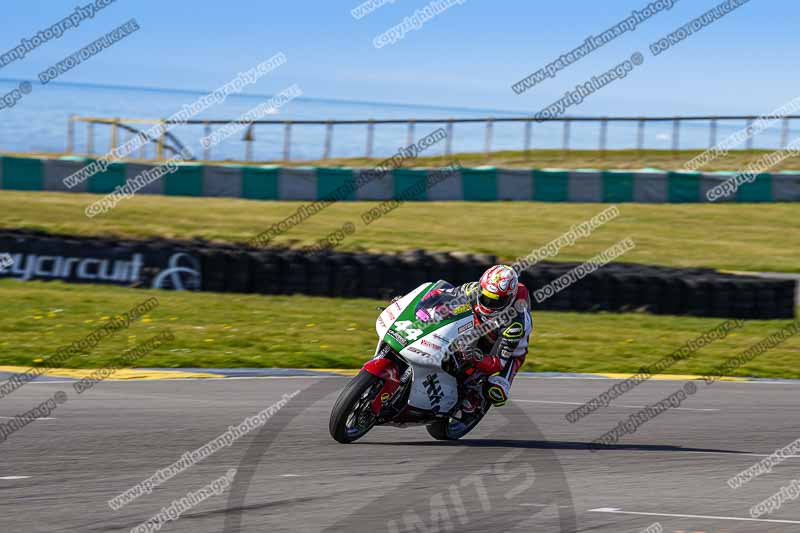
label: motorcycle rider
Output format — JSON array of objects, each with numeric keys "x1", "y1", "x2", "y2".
[{"x1": 420, "y1": 264, "x2": 533, "y2": 413}]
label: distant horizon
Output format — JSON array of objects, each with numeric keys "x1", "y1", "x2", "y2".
[
  {"x1": 2, "y1": 77, "x2": 794, "y2": 121},
  {"x1": 0, "y1": 77, "x2": 532, "y2": 118}
]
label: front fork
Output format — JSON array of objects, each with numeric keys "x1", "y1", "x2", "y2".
[{"x1": 362, "y1": 357, "x2": 403, "y2": 414}]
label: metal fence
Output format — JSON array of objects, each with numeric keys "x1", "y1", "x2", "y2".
[{"x1": 67, "y1": 114, "x2": 800, "y2": 162}]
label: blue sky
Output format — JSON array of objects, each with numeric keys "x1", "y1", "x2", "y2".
[{"x1": 1, "y1": 0, "x2": 797, "y2": 116}]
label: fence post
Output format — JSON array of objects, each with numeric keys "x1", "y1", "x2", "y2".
[
  {"x1": 283, "y1": 121, "x2": 292, "y2": 161},
  {"x1": 157, "y1": 119, "x2": 166, "y2": 160},
  {"x1": 87, "y1": 121, "x2": 95, "y2": 156},
  {"x1": 562, "y1": 119, "x2": 571, "y2": 151},
  {"x1": 781, "y1": 117, "x2": 790, "y2": 148},
  {"x1": 709, "y1": 118, "x2": 717, "y2": 148},
  {"x1": 524, "y1": 120, "x2": 532, "y2": 154},
  {"x1": 672, "y1": 118, "x2": 680, "y2": 152},
  {"x1": 243, "y1": 124, "x2": 255, "y2": 162},
  {"x1": 366, "y1": 120, "x2": 374, "y2": 159},
  {"x1": 203, "y1": 121, "x2": 211, "y2": 160},
  {"x1": 484, "y1": 119, "x2": 493, "y2": 156},
  {"x1": 407, "y1": 120, "x2": 415, "y2": 147},
  {"x1": 66, "y1": 115, "x2": 75, "y2": 154},
  {"x1": 599, "y1": 118, "x2": 608, "y2": 152},
  {"x1": 323, "y1": 121, "x2": 333, "y2": 160},
  {"x1": 637, "y1": 118, "x2": 645, "y2": 151},
  {"x1": 110, "y1": 118, "x2": 119, "y2": 155},
  {"x1": 445, "y1": 120, "x2": 453, "y2": 156}
]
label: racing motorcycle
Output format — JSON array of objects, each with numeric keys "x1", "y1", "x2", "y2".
[{"x1": 329, "y1": 280, "x2": 491, "y2": 443}]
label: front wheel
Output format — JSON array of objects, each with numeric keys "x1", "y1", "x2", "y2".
[
  {"x1": 426, "y1": 408, "x2": 489, "y2": 440},
  {"x1": 329, "y1": 370, "x2": 383, "y2": 443}
]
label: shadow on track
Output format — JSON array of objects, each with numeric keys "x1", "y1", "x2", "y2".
[{"x1": 358, "y1": 439, "x2": 749, "y2": 455}]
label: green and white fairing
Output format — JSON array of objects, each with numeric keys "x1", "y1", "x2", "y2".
[{"x1": 374, "y1": 282, "x2": 475, "y2": 413}]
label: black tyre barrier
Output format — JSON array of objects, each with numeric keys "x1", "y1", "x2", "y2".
[{"x1": 0, "y1": 228, "x2": 795, "y2": 319}]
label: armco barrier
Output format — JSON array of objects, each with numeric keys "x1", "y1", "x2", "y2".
[
  {"x1": 2, "y1": 155, "x2": 800, "y2": 202},
  {"x1": 0, "y1": 229, "x2": 795, "y2": 319}
]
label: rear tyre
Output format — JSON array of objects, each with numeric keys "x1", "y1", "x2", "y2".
[
  {"x1": 426, "y1": 408, "x2": 488, "y2": 441},
  {"x1": 329, "y1": 370, "x2": 383, "y2": 443}
]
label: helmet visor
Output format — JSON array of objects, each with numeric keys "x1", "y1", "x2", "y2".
[{"x1": 478, "y1": 289, "x2": 512, "y2": 312}]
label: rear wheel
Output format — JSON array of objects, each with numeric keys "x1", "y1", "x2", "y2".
[
  {"x1": 426, "y1": 408, "x2": 488, "y2": 440},
  {"x1": 329, "y1": 370, "x2": 383, "y2": 443}
]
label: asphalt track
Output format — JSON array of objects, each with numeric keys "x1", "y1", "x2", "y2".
[{"x1": 2, "y1": 375, "x2": 800, "y2": 532}]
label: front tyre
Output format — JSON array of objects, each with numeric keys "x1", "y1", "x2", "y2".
[
  {"x1": 329, "y1": 370, "x2": 383, "y2": 443},
  {"x1": 426, "y1": 408, "x2": 489, "y2": 441}
]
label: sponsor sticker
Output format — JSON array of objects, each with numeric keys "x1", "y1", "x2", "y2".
[
  {"x1": 386, "y1": 329, "x2": 407, "y2": 346},
  {"x1": 420, "y1": 339, "x2": 442, "y2": 350},
  {"x1": 407, "y1": 346, "x2": 431, "y2": 357}
]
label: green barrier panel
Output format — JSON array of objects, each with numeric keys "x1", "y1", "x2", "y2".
[
  {"x1": 393, "y1": 168, "x2": 429, "y2": 200},
  {"x1": 164, "y1": 165, "x2": 204, "y2": 196},
  {"x1": 667, "y1": 172, "x2": 701, "y2": 203},
  {"x1": 602, "y1": 171, "x2": 635, "y2": 202},
  {"x1": 317, "y1": 168, "x2": 355, "y2": 201},
  {"x1": 460, "y1": 167, "x2": 497, "y2": 201},
  {"x1": 242, "y1": 166, "x2": 279, "y2": 200},
  {"x1": 2, "y1": 156, "x2": 43, "y2": 190},
  {"x1": 533, "y1": 170, "x2": 568, "y2": 201},
  {"x1": 736, "y1": 174, "x2": 773, "y2": 202},
  {"x1": 87, "y1": 160, "x2": 126, "y2": 193}
]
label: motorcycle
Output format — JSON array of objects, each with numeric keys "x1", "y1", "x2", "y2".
[{"x1": 329, "y1": 280, "x2": 491, "y2": 443}]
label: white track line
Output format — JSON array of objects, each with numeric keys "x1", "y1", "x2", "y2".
[
  {"x1": 0, "y1": 416, "x2": 55, "y2": 420},
  {"x1": 513, "y1": 399, "x2": 719, "y2": 412},
  {"x1": 0, "y1": 476, "x2": 30, "y2": 480},
  {"x1": 588, "y1": 507, "x2": 800, "y2": 525}
]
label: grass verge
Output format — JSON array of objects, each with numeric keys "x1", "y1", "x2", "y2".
[{"x1": 1, "y1": 280, "x2": 798, "y2": 379}]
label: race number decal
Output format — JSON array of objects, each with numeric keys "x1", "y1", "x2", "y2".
[{"x1": 393, "y1": 320, "x2": 423, "y2": 341}]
